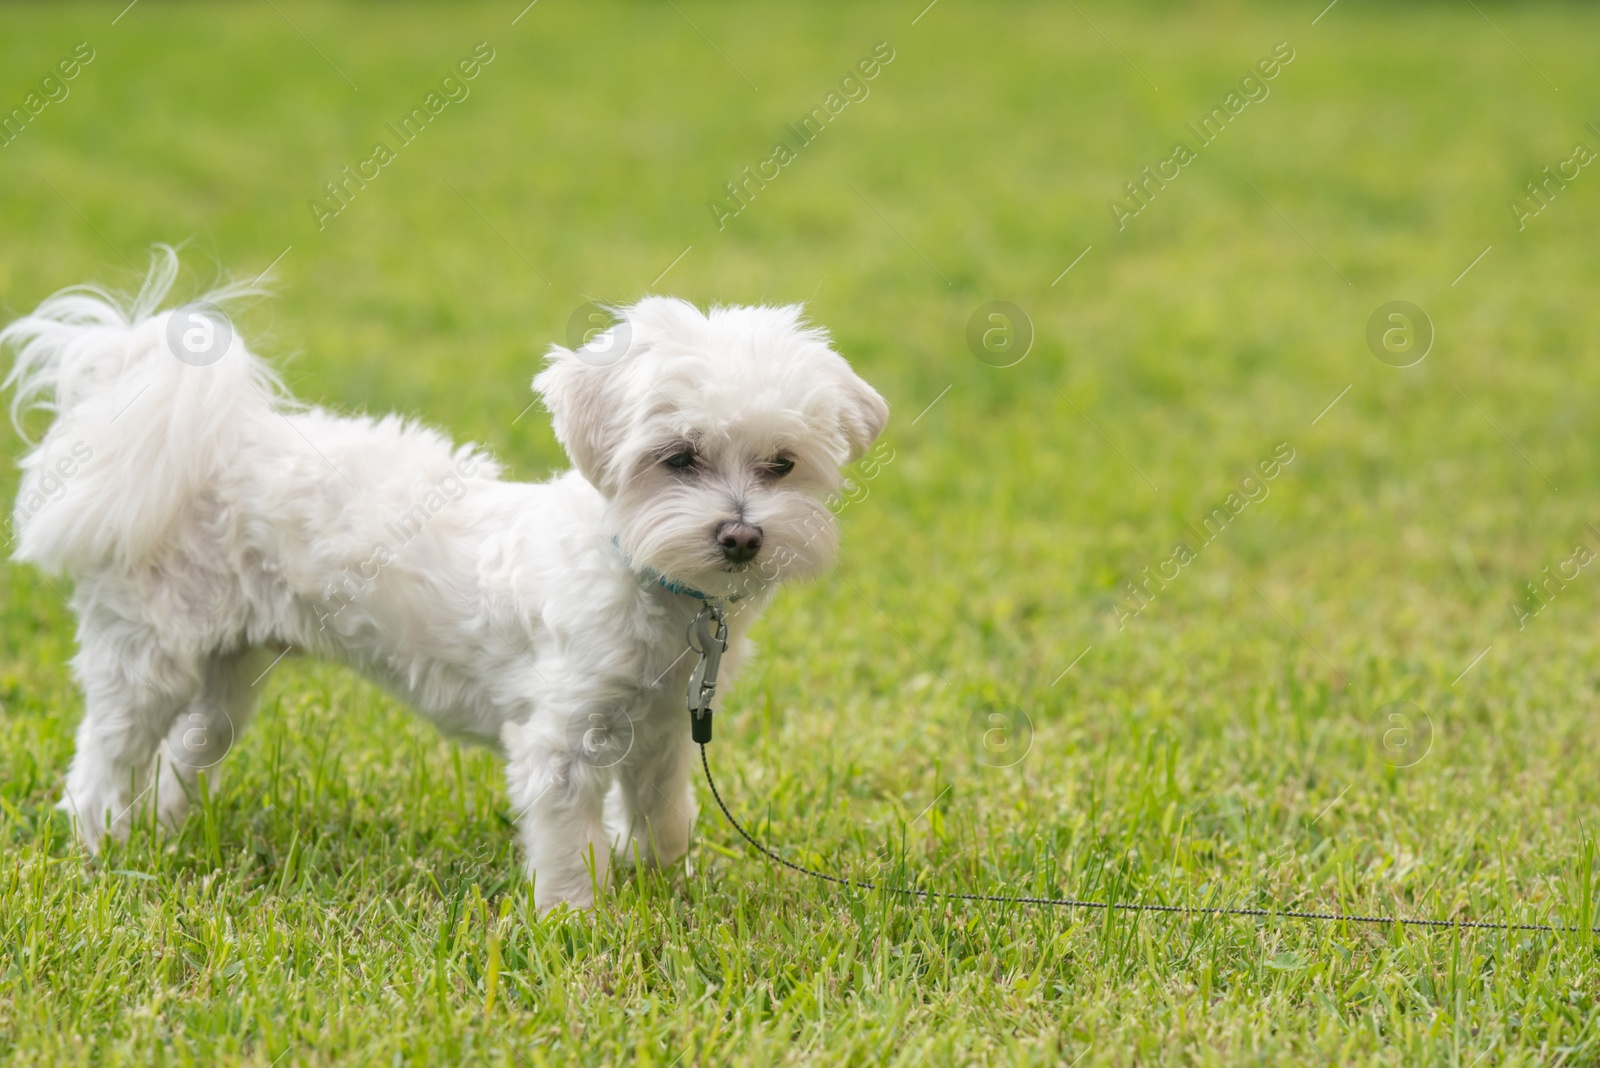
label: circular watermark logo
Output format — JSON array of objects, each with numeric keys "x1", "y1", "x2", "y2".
[
  {"x1": 1365, "y1": 301, "x2": 1433, "y2": 368},
  {"x1": 165, "y1": 301, "x2": 234, "y2": 367},
  {"x1": 164, "y1": 703, "x2": 236, "y2": 770},
  {"x1": 566, "y1": 704, "x2": 635, "y2": 769},
  {"x1": 969, "y1": 705, "x2": 1034, "y2": 769},
  {"x1": 566, "y1": 303, "x2": 633, "y2": 367},
  {"x1": 1373, "y1": 700, "x2": 1433, "y2": 768},
  {"x1": 966, "y1": 301, "x2": 1033, "y2": 368}
]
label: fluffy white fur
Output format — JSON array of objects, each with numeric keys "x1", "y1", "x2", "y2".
[{"x1": 2, "y1": 250, "x2": 887, "y2": 911}]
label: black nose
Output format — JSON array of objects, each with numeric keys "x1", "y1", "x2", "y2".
[{"x1": 716, "y1": 522, "x2": 763, "y2": 563}]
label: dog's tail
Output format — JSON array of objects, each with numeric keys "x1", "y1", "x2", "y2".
[{"x1": 2, "y1": 247, "x2": 288, "y2": 573}]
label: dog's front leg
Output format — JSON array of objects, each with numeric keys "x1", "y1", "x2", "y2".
[
  {"x1": 614, "y1": 724, "x2": 698, "y2": 873},
  {"x1": 502, "y1": 705, "x2": 625, "y2": 913}
]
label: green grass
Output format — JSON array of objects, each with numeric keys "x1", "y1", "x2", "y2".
[{"x1": 4, "y1": 0, "x2": 1600, "y2": 1063}]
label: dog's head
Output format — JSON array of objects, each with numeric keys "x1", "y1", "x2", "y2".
[{"x1": 534, "y1": 297, "x2": 888, "y2": 600}]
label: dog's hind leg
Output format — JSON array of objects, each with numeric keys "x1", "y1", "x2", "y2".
[
  {"x1": 57, "y1": 621, "x2": 201, "y2": 851},
  {"x1": 152, "y1": 649, "x2": 267, "y2": 830}
]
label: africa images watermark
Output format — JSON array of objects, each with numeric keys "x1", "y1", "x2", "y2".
[
  {"x1": 309, "y1": 42, "x2": 497, "y2": 231},
  {"x1": 1108, "y1": 41, "x2": 1296, "y2": 231},
  {"x1": 4, "y1": 440, "x2": 94, "y2": 549},
  {"x1": 313, "y1": 453, "x2": 484, "y2": 630},
  {"x1": 719, "y1": 439, "x2": 898, "y2": 609},
  {"x1": 1112, "y1": 441, "x2": 1297, "y2": 630},
  {"x1": 1507, "y1": 120, "x2": 1600, "y2": 232},
  {"x1": 1, "y1": 42, "x2": 96, "y2": 149},
  {"x1": 707, "y1": 41, "x2": 896, "y2": 231},
  {"x1": 1509, "y1": 526, "x2": 1600, "y2": 631}
]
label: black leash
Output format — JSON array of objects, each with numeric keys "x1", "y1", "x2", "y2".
[
  {"x1": 700, "y1": 743, "x2": 1576, "y2": 934},
  {"x1": 684, "y1": 602, "x2": 1586, "y2": 936}
]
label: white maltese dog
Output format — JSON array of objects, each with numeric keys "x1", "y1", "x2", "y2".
[{"x1": 3, "y1": 250, "x2": 887, "y2": 911}]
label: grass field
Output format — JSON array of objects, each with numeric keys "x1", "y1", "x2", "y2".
[{"x1": 4, "y1": 1, "x2": 1600, "y2": 1064}]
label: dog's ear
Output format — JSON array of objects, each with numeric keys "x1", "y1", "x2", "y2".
[
  {"x1": 835, "y1": 365, "x2": 889, "y2": 463},
  {"x1": 532, "y1": 343, "x2": 628, "y2": 492},
  {"x1": 782, "y1": 304, "x2": 887, "y2": 464}
]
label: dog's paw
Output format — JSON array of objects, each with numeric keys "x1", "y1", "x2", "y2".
[{"x1": 56, "y1": 791, "x2": 123, "y2": 853}]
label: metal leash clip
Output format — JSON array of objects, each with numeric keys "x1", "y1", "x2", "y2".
[{"x1": 686, "y1": 602, "x2": 728, "y2": 743}]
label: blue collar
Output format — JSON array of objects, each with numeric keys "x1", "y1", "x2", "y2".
[{"x1": 612, "y1": 537, "x2": 742, "y2": 604}]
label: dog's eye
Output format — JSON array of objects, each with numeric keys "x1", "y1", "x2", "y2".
[
  {"x1": 663, "y1": 450, "x2": 696, "y2": 470},
  {"x1": 767, "y1": 457, "x2": 795, "y2": 477}
]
